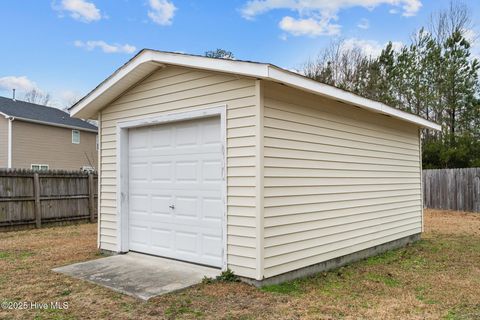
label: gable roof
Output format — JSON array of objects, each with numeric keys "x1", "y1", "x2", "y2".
[
  {"x1": 70, "y1": 49, "x2": 441, "y2": 131},
  {"x1": 0, "y1": 96, "x2": 97, "y2": 132}
]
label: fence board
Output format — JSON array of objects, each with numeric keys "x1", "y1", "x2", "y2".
[
  {"x1": 423, "y1": 168, "x2": 480, "y2": 212},
  {"x1": 0, "y1": 169, "x2": 98, "y2": 229}
]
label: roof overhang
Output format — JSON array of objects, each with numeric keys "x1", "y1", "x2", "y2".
[
  {"x1": 70, "y1": 49, "x2": 441, "y2": 131},
  {"x1": 0, "y1": 112, "x2": 97, "y2": 132},
  {"x1": 12, "y1": 116, "x2": 98, "y2": 132}
]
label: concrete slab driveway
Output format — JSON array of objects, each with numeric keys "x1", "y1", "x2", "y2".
[{"x1": 53, "y1": 252, "x2": 221, "y2": 300}]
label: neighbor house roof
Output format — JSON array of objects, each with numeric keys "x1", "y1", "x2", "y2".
[
  {"x1": 0, "y1": 96, "x2": 97, "y2": 132},
  {"x1": 69, "y1": 49, "x2": 441, "y2": 131}
]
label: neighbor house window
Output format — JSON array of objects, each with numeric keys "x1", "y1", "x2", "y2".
[
  {"x1": 31, "y1": 164, "x2": 49, "y2": 171},
  {"x1": 96, "y1": 134, "x2": 99, "y2": 151},
  {"x1": 72, "y1": 130, "x2": 80, "y2": 144}
]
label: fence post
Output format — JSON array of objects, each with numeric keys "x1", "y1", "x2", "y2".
[
  {"x1": 88, "y1": 173, "x2": 95, "y2": 223},
  {"x1": 33, "y1": 172, "x2": 41, "y2": 228}
]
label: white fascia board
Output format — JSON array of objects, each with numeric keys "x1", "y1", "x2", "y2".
[
  {"x1": 69, "y1": 50, "x2": 269, "y2": 119},
  {"x1": 70, "y1": 49, "x2": 441, "y2": 131},
  {"x1": 144, "y1": 50, "x2": 269, "y2": 78},
  {"x1": 69, "y1": 51, "x2": 156, "y2": 118},
  {"x1": 14, "y1": 117, "x2": 98, "y2": 132},
  {"x1": 0, "y1": 111, "x2": 10, "y2": 118},
  {"x1": 267, "y1": 66, "x2": 441, "y2": 131}
]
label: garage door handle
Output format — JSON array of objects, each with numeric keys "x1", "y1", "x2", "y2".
[{"x1": 169, "y1": 205, "x2": 175, "y2": 209}]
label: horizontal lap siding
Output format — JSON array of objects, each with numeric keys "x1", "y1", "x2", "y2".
[
  {"x1": 99, "y1": 66, "x2": 257, "y2": 277},
  {"x1": 263, "y1": 82, "x2": 422, "y2": 278}
]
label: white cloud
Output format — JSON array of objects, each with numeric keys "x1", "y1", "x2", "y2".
[
  {"x1": 342, "y1": 38, "x2": 403, "y2": 57},
  {"x1": 0, "y1": 76, "x2": 38, "y2": 93},
  {"x1": 74, "y1": 40, "x2": 136, "y2": 54},
  {"x1": 0, "y1": 77, "x2": 82, "y2": 109},
  {"x1": 59, "y1": 90, "x2": 81, "y2": 103},
  {"x1": 465, "y1": 28, "x2": 480, "y2": 60},
  {"x1": 279, "y1": 16, "x2": 341, "y2": 37},
  {"x1": 241, "y1": 0, "x2": 421, "y2": 37},
  {"x1": 148, "y1": 0, "x2": 177, "y2": 25},
  {"x1": 242, "y1": 0, "x2": 422, "y2": 18},
  {"x1": 54, "y1": 89, "x2": 83, "y2": 108},
  {"x1": 357, "y1": 18, "x2": 369, "y2": 29},
  {"x1": 54, "y1": 0, "x2": 102, "y2": 23}
]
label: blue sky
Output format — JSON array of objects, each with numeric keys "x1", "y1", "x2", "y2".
[{"x1": 0, "y1": 0, "x2": 479, "y2": 108}]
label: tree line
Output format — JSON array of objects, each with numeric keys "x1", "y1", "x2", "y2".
[{"x1": 302, "y1": 2, "x2": 480, "y2": 169}]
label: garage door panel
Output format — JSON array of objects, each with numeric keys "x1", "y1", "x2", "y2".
[
  {"x1": 130, "y1": 194, "x2": 149, "y2": 213},
  {"x1": 203, "y1": 198, "x2": 223, "y2": 220},
  {"x1": 151, "y1": 127, "x2": 172, "y2": 148},
  {"x1": 130, "y1": 225, "x2": 149, "y2": 245},
  {"x1": 150, "y1": 228, "x2": 173, "y2": 249},
  {"x1": 141, "y1": 146, "x2": 222, "y2": 157},
  {"x1": 130, "y1": 163, "x2": 150, "y2": 181},
  {"x1": 203, "y1": 235, "x2": 223, "y2": 258},
  {"x1": 137, "y1": 218, "x2": 222, "y2": 234},
  {"x1": 174, "y1": 196, "x2": 199, "y2": 217},
  {"x1": 175, "y1": 232, "x2": 199, "y2": 254},
  {"x1": 128, "y1": 116, "x2": 224, "y2": 267},
  {"x1": 203, "y1": 160, "x2": 223, "y2": 181},
  {"x1": 175, "y1": 122, "x2": 199, "y2": 146},
  {"x1": 175, "y1": 161, "x2": 198, "y2": 181},
  {"x1": 129, "y1": 129, "x2": 149, "y2": 149},
  {"x1": 151, "y1": 195, "x2": 172, "y2": 215},
  {"x1": 151, "y1": 162, "x2": 173, "y2": 181},
  {"x1": 202, "y1": 124, "x2": 221, "y2": 144}
]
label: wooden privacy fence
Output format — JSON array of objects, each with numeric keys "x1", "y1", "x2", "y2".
[
  {"x1": 423, "y1": 168, "x2": 480, "y2": 212},
  {"x1": 0, "y1": 169, "x2": 98, "y2": 229}
]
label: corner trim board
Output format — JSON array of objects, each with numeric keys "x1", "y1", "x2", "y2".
[
  {"x1": 254, "y1": 80, "x2": 265, "y2": 280},
  {"x1": 97, "y1": 111, "x2": 102, "y2": 249},
  {"x1": 7, "y1": 117, "x2": 12, "y2": 168}
]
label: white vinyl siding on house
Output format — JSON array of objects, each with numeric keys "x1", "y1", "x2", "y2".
[
  {"x1": 261, "y1": 82, "x2": 422, "y2": 278},
  {"x1": 99, "y1": 66, "x2": 258, "y2": 278}
]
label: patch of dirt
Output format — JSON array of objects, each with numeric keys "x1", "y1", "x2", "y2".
[
  {"x1": 0, "y1": 209, "x2": 479, "y2": 319},
  {"x1": 424, "y1": 209, "x2": 480, "y2": 235}
]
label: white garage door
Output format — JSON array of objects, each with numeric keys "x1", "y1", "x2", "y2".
[{"x1": 128, "y1": 116, "x2": 224, "y2": 267}]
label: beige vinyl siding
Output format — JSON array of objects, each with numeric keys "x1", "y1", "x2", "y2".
[
  {"x1": 0, "y1": 117, "x2": 8, "y2": 167},
  {"x1": 11, "y1": 120, "x2": 98, "y2": 170},
  {"x1": 99, "y1": 66, "x2": 258, "y2": 278},
  {"x1": 262, "y1": 82, "x2": 422, "y2": 278}
]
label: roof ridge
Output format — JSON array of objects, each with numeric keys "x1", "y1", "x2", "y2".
[
  {"x1": 0, "y1": 95, "x2": 97, "y2": 131},
  {"x1": 68, "y1": 49, "x2": 440, "y2": 131},
  {"x1": 0, "y1": 95, "x2": 67, "y2": 111}
]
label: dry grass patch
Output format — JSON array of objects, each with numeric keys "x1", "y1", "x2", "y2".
[{"x1": 0, "y1": 209, "x2": 479, "y2": 319}]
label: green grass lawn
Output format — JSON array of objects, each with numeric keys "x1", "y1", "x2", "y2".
[{"x1": 0, "y1": 209, "x2": 479, "y2": 319}]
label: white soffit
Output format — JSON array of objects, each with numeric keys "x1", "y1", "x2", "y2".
[{"x1": 70, "y1": 49, "x2": 441, "y2": 131}]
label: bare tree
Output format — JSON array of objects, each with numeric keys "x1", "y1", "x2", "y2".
[
  {"x1": 62, "y1": 95, "x2": 81, "y2": 111},
  {"x1": 302, "y1": 39, "x2": 371, "y2": 93},
  {"x1": 23, "y1": 89, "x2": 51, "y2": 106},
  {"x1": 429, "y1": 1, "x2": 473, "y2": 43}
]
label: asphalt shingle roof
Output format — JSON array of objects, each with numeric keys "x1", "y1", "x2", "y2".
[{"x1": 0, "y1": 96, "x2": 97, "y2": 131}]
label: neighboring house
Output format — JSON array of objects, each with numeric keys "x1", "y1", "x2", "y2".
[
  {"x1": 70, "y1": 50, "x2": 441, "y2": 285},
  {"x1": 0, "y1": 96, "x2": 98, "y2": 171}
]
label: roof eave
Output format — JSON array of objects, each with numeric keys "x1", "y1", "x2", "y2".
[
  {"x1": 266, "y1": 66, "x2": 442, "y2": 131},
  {"x1": 70, "y1": 49, "x2": 441, "y2": 131},
  {"x1": 69, "y1": 50, "x2": 270, "y2": 119},
  {"x1": 13, "y1": 116, "x2": 98, "y2": 132}
]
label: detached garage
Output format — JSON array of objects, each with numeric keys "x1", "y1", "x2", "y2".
[{"x1": 70, "y1": 50, "x2": 440, "y2": 285}]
